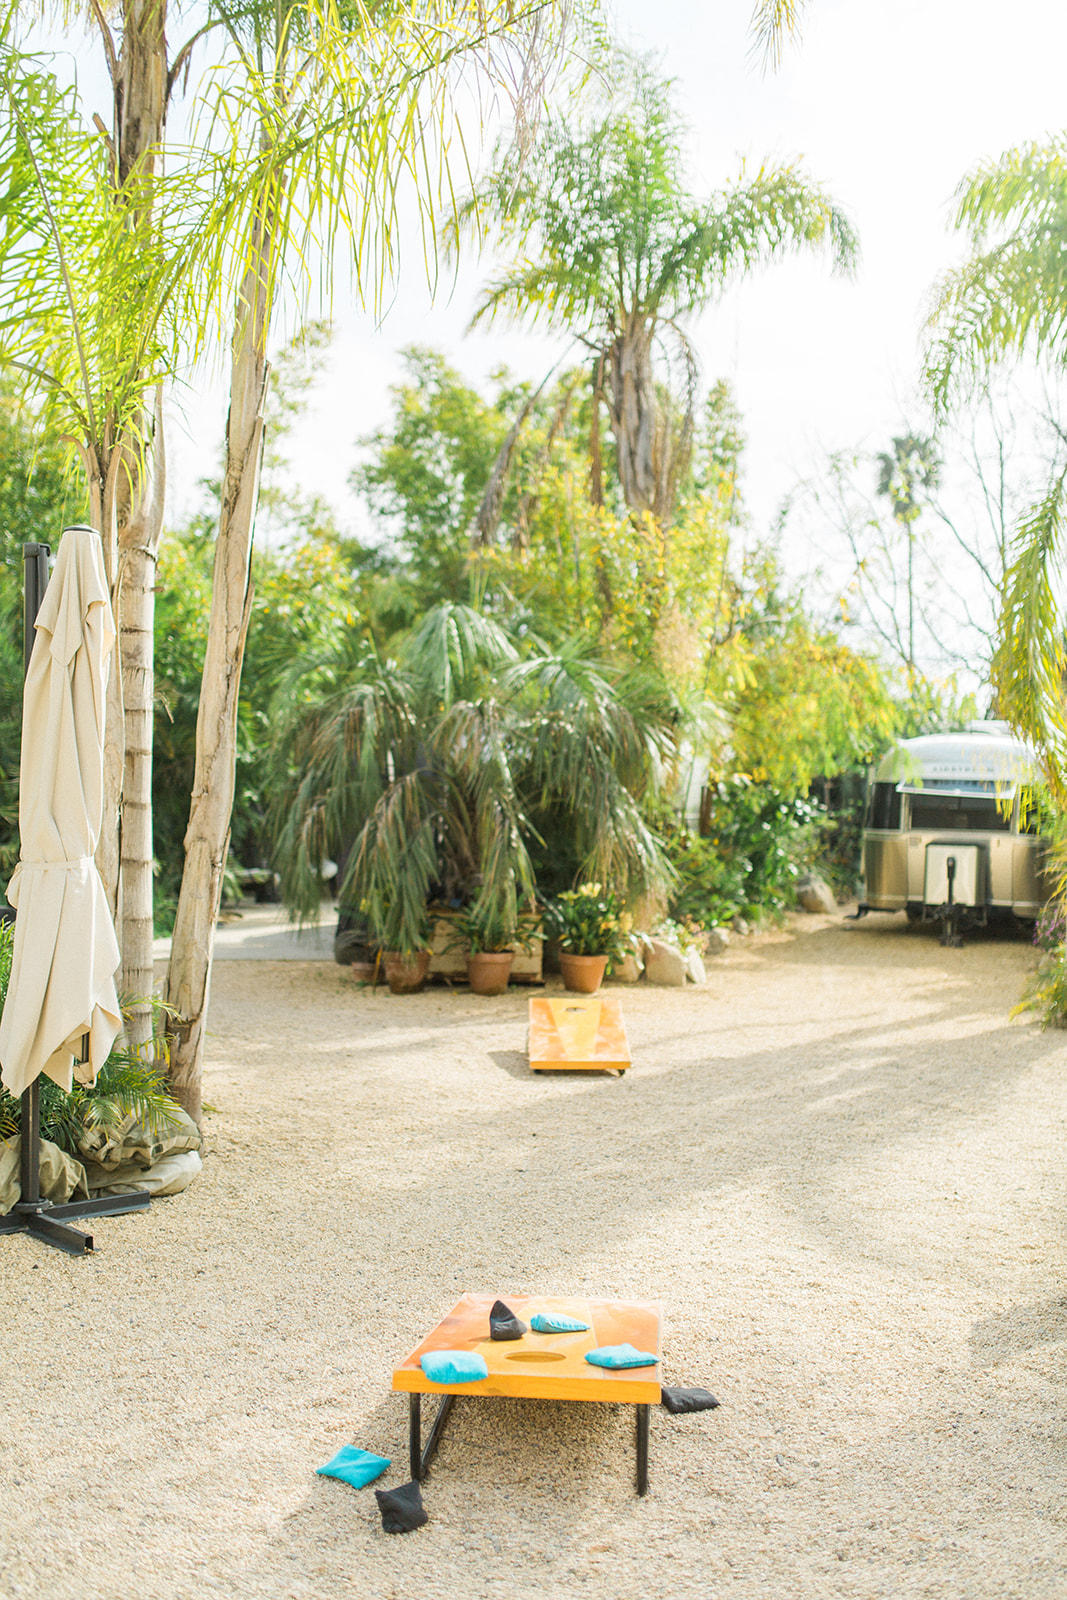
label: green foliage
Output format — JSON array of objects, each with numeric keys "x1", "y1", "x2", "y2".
[
  {"x1": 456, "y1": 49, "x2": 855, "y2": 522},
  {"x1": 446, "y1": 902, "x2": 540, "y2": 956},
  {"x1": 0, "y1": 381, "x2": 88, "y2": 873},
  {"x1": 1011, "y1": 807, "x2": 1067, "y2": 1027},
  {"x1": 1013, "y1": 933, "x2": 1067, "y2": 1028},
  {"x1": 544, "y1": 883, "x2": 637, "y2": 967},
  {"x1": 663, "y1": 777, "x2": 824, "y2": 925},
  {"x1": 152, "y1": 520, "x2": 366, "y2": 893},
  {"x1": 703, "y1": 546, "x2": 898, "y2": 796},
  {"x1": 991, "y1": 472, "x2": 1067, "y2": 798},
  {"x1": 269, "y1": 602, "x2": 679, "y2": 955},
  {"x1": 0, "y1": 923, "x2": 184, "y2": 1151},
  {"x1": 926, "y1": 139, "x2": 1067, "y2": 418},
  {"x1": 0, "y1": 37, "x2": 194, "y2": 480},
  {"x1": 651, "y1": 913, "x2": 707, "y2": 954},
  {"x1": 460, "y1": 51, "x2": 856, "y2": 338},
  {"x1": 925, "y1": 140, "x2": 1067, "y2": 801},
  {"x1": 353, "y1": 347, "x2": 511, "y2": 594}
]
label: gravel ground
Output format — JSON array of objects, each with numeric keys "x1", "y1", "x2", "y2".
[{"x1": 2, "y1": 909, "x2": 1067, "y2": 1600}]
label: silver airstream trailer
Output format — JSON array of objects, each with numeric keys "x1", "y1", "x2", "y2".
[{"x1": 858, "y1": 722, "x2": 1051, "y2": 942}]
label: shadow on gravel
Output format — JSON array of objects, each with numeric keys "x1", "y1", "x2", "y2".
[{"x1": 969, "y1": 1296, "x2": 1067, "y2": 1366}]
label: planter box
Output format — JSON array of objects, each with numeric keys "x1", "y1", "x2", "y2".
[{"x1": 427, "y1": 913, "x2": 543, "y2": 984}]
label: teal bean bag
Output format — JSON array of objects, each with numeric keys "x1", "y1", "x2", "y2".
[
  {"x1": 529, "y1": 1313, "x2": 590, "y2": 1333},
  {"x1": 420, "y1": 1350, "x2": 489, "y2": 1383},
  {"x1": 585, "y1": 1343, "x2": 658, "y2": 1369},
  {"x1": 315, "y1": 1446, "x2": 391, "y2": 1488}
]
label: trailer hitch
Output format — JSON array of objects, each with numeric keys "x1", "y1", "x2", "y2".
[{"x1": 938, "y1": 855, "x2": 964, "y2": 947}]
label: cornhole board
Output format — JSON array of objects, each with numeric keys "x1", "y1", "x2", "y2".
[
  {"x1": 392, "y1": 1293, "x2": 661, "y2": 1494},
  {"x1": 528, "y1": 994, "x2": 631, "y2": 1072}
]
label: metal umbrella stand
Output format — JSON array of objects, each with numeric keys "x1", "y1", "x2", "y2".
[{"x1": 0, "y1": 540, "x2": 148, "y2": 1255}]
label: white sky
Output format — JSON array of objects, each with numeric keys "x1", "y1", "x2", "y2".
[{"x1": 157, "y1": 0, "x2": 1067, "y2": 595}]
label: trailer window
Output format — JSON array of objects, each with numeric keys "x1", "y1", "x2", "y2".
[
  {"x1": 908, "y1": 793, "x2": 1011, "y2": 832},
  {"x1": 868, "y1": 782, "x2": 901, "y2": 830}
]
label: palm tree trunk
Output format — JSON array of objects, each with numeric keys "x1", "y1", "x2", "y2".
[
  {"x1": 86, "y1": 0, "x2": 170, "y2": 1044},
  {"x1": 589, "y1": 353, "x2": 604, "y2": 509},
  {"x1": 117, "y1": 400, "x2": 166, "y2": 1044},
  {"x1": 163, "y1": 209, "x2": 272, "y2": 1124},
  {"x1": 605, "y1": 317, "x2": 658, "y2": 515}
]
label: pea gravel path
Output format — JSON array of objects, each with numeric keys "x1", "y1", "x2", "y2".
[{"x1": 2, "y1": 910, "x2": 1067, "y2": 1600}]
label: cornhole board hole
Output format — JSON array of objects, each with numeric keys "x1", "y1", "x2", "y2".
[
  {"x1": 392, "y1": 1293, "x2": 661, "y2": 1494},
  {"x1": 528, "y1": 994, "x2": 631, "y2": 1072}
]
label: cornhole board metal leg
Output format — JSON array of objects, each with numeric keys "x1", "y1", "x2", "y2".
[
  {"x1": 636, "y1": 1403, "x2": 649, "y2": 1495},
  {"x1": 409, "y1": 1392, "x2": 455, "y2": 1481},
  {"x1": 406, "y1": 1392, "x2": 649, "y2": 1493}
]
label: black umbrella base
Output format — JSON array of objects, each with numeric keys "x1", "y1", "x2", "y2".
[{"x1": 0, "y1": 1192, "x2": 150, "y2": 1254}]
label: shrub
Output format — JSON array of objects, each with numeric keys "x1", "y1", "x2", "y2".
[{"x1": 662, "y1": 776, "x2": 823, "y2": 925}]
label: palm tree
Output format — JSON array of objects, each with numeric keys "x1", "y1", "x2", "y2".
[
  {"x1": 268, "y1": 602, "x2": 679, "y2": 951},
  {"x1": 455, "y1": 53, "x2": 857, "y2": 524},
  {"x1": 924, "y1": 141, "x2": 1067, "y2": 788},
  {"x1": 875, "y1": 433, "x2": 940, "y2": 676},
  {"x1": 157, "y1": 0, "x2": 571, "y2": 1119}
]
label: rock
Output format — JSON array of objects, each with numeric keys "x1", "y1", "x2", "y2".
[
  {"x1": 685, "y1": 948, "x2": 707, "y2": 985},
  {"x1": 795, "y1": 872, "x2": 838, "y2": 915},
  {"x1": 732, "y1": 917, "x2": 751, "y2": 937},
  {"x1": 643, "y1": 938, "x2": 687, "y2": 986},
  {"x1": 611, "y1": 953, "x2": 643, "y2": 983},
  {"x1": 704, "y1": 926, "x2": 730, "y2": 956}
]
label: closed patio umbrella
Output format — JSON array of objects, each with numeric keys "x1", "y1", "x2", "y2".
[
  {"x1": 0, "y1": 530, "x2": 148, "y2": 1254},
  {"x1": 0, "y1": 526, "x2": 121, "y2": 1096}
]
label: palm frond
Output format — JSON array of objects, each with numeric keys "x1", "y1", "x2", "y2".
[
  {"x1": 925, "y1": 141, "x2": 1067, "y2": 417},
  {"x1": 992, "y1": 471, "x2": 1067, "y2": 797},
  {"x1": 748, "y1": 0, "x2": 809, "y2": 71}
]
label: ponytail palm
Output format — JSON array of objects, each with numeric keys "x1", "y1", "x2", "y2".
[
  {"x1": 269, "y1": 603, "x2": 679, "y2": 952},
  {"x1": 456, "y1": 53, "x2": 856, "y2": 521}
]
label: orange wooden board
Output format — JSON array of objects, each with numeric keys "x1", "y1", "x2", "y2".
[
  {"x1": 528, "y1": 995, "x2": 631, "y2": 1072},
  {"x1": 392, "y1": 1294, "x2": 662, "y2": 1404}
]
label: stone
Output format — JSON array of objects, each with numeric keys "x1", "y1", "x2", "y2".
[
  {"x1": 704, "y1": 927, "x2": 730, "y2": 956},
  {"x1": 643, "y1": 938, "x2": 687, "y2": 986},
  {"x1": 685, "y1": 948, "x2": 707, "y2": 985},
  {"x1": 732, "y1": 917, "x2": 751, "y2": 936},
  {"x1": 611, "y1": 953, "x2": 643, "y2": 984},
  {"x1": 795, "y1": 872, "x2": 838, "y2": 915}
]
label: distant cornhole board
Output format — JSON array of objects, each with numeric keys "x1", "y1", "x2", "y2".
[{"x1": 528, "y1": 994, "x2": 631, "y2": 1072}]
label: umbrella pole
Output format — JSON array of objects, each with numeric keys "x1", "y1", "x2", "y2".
[{"x1": 0, "y1": 542, "x2": 150, "y2": 1255}]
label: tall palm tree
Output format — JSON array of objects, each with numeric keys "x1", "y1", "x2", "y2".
[
  {"x1": 925, "y1": 141, "x2": 1067, "y2": 788},
  {"x1": 875, "y1": 433, "x2": 940, "y2": 676},
  {"x1": 455, "y1": 53, "x2": 857, "y2": 524},
  {"x1": 159, "y1": 0, "x2": 571, "y2": 1119}
]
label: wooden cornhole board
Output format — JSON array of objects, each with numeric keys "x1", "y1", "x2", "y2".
[
  {"x1": 392, "y1": 1293, "x2": 661, "y2": 1493},
  {"x1": 528, "y1": 994, "x2": 631, "y2": 1072}
]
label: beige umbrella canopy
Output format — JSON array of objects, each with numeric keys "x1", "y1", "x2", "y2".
[{"x1": 0, "y1": 526, "x2": 121, "y2": 1099}]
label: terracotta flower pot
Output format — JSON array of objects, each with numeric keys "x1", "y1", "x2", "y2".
[
  {"x1": 559, "y1": 952, "x2": 608, "y2": 993},
  {"x1": 382, "y1": 950, "x2": 431, "y2": 994},
  {"x1": 348, "y1": 959, "x2": 378, "y2": 986},
  {"x1": 466, "y1": 950, "x2": 514, "y2": 996}
]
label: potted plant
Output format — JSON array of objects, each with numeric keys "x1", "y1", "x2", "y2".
[
  {"x1": 366, "y1": 894, "x2": 432, "y2": 995},
  {"x1": 448, "y1": 900, "x2": 540, "y2": 996},
  {"x1": 545, "y1": 883, "x2": 637, "y2": 993}
]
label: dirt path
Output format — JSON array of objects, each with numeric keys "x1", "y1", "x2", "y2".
[{"x1": 2, "y1": 912, "x2": 1066, "y2": 1599}]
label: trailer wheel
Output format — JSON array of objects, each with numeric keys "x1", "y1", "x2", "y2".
[{"x1": 905, "y1": 902, "x2": 923, "y2": 924}]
